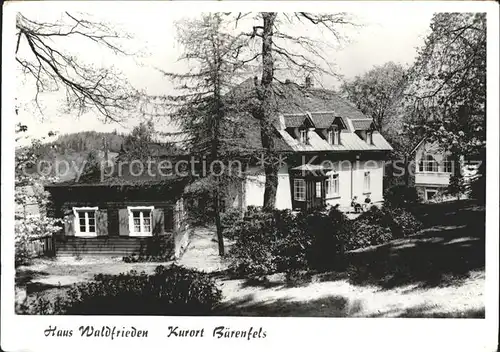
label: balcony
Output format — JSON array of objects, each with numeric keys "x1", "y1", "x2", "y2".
[{"x1": 415, "y1": 160, "x2": 452, "y2": 186}]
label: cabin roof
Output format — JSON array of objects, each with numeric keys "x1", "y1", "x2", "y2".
[{"x1": 45, "y1": 156, "x2": 189, "y2": 190}]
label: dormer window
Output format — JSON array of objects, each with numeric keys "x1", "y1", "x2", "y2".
[
  {"x1": 334, "y1": 128, "x2": 340, "y2": 145},
  {"x1": 366, "y1": 131, "x2": 373, "y2": 145},
  {"x1": 299, "y1": 129, "x2": 308, "y2": 144},
  {"x1": 328, "y1": 126, "x2": 340, "y2": 145}
]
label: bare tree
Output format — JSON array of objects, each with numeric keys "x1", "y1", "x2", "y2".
[
  {"x1": 236, "y1": 12, "x2": 357, "y2": 208},
  {"x1": 15, "y1": 12, "x2": 139, "y2": 122}
]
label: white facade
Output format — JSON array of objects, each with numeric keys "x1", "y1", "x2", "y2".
[
  {"x1": 232, "y1": 159, "x2": 385, "y2": 211},
  {"x1": 413, "y1": 140, "x2": 478, "y2": 201}
]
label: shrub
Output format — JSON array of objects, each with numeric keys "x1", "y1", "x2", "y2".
[
  {"x1": 227, "y1": 209, "x2": 280, "y2": 277},
  {"x1": 220, "y1": 208, "x2": 244, "y2": 239},
  {"x1": 15, "y1": 215, "x2": 61, "y2": 267},
  {"x1": 297, "y1": 211, "x2": 343, "y2": 270},
  {"x1": 19, "y1": 265, "x2": 222, "y2": 315},
  {"x1": 346, "y1": 207, "x2": 393, "y2": 251},
  {"x1": 228, "y1": 207, "x2": 347, "y2": 277},
  {"x1": 347, "y1": 220, "x2": 393, "y2": 251},
  {"x1": 384, "y1": 185, "x2": 420, "y2": 209},
  {"x1": 386, "y1": 207, "x2": 423, "y2": 237}
]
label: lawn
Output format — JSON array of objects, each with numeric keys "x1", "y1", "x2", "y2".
[{"x1": 15, "y1": 200, "x2": 485, "y2": 318}]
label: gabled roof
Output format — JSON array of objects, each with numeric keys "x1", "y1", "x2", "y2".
[
  {"x1": 409, "y1": 137, "x2": 427, "y2": 155},
  {"x1": 224, "y1": 78, "x2": 392, "y2": 153},
  {"x1": 282, "y1": 112, "x2": 315, "y2": 128},
  {"x1": 351, "y1": 119, "x2": 375, "y2": 131}
]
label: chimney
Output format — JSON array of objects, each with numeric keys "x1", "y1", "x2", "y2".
[
  {"x1": 285, "y1": 79, "x2": 292, "y2": 85},
  {"x1": 305, "y1": 76, "x2": 313, "y2": 89}
]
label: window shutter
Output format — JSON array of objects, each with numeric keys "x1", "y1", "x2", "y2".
[
  {"x1": 164, "y1": 207, "x2": 174, "y2": 232},
  {"x1": 63, "y1": 213, "x2": 75, "y2": 237},
  {"x1": 96, "y1": 209, "x2": 109, "y2": 236},
  {"x1": 153, "y1": 208, "x2": 165, "y2": 236},
  {"x1": 118, "y1": 209, "x2": 130, "y2": 236}
]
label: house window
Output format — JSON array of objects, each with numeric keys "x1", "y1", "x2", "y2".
[
  {"x1": 366, "y1": 131, "x2": 373, "y2": 145},
  {"x1": 363, "y1": 171, "x2": 371, "y2": 193},
  {"x1": 328, "y1": 127, "x2": 340, "y2": 145},
  {"x1": 315, "y1": 182, "x2": 322, "y2": 198},
  {"x1": 294, "y1": 179, "x2": 306, "y2": 201},
  {"x1": 127, "y1": 206, "x2": 154, "y2": 236},
  {"x1": 299, "y1": 129, "x2": 308, "y2": 144},
  {"x1": 424, "y1": 154, "x2": 438, "y2": 172},
  {"x1": 425, "y1": 188, "x2": 438, "y2": 201},
  {"x1": 334, "y1": 129, "x2": 340, "y2": 145},
  {"x1": 326, "y1": 173, "x2": 339, "y2": 198},
  {"x1": 443, "y1": 156, "x2": 453, "y2": 173},
  {"x1": 73, "y1": 207, "x2": 98, "y2": 237}
]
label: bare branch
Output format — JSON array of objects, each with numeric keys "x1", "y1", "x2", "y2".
[{"x1": 16, "y1": 12, "x2": 139, "y2": 122}]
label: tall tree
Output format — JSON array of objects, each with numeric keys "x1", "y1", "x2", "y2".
[
  {"x1": 16, "y1": 12, "x2": 138, "y2": 122},
  {"x1": 120, "y1": 120, "x2": 156, "y2": 160},
  {"x1": 164, "y1": 14, "x2": 249, "y2": 255},
  {"x1": 340, "y1": 62, "x2": 407, "y2": 131},
  {"x1": 403, "y1": 13, "x2": 486, "y2": 199},
  {"x1": 238, "y1": 12, "x2": 356, "y2": 208}
]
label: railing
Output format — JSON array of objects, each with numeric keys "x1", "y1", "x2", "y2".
[{"x1": 29, "y1": 236, "x2": 56, "y2": 257}]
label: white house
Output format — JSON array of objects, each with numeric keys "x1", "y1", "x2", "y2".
[
  {"x1": 223, "y1": 78, "x2": 393, "y2": 212},
  {"x1": 410, "y1": 138, "x2": 479, "y2": 202}
]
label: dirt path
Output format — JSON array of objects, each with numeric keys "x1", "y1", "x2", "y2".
[{"x1": 215, "y1": 270, "x2": 484, "y2": 317}]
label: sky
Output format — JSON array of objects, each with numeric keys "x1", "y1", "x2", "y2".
[{"x1": 10, "y1": 3, "x2": 436, "y2": 144}]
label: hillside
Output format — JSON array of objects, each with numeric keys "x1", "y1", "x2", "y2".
[{"x1": 16, "y1": 130, "x2": 183, "y2": 183}]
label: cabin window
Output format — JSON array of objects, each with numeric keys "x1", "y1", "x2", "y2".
[
  {"x1": 73, "y1": 207, "x2": 98, "y2": 237},
  {"x1": 315, "y1": 182, "x2": 322, "y2": 198},
  {"x1": 294, "y1": 179, "x2": 306, "y2": 201},
  {"x1": 326, "y1": 173, "x2": 339, "y2": 198},
  {"x1": 363, "y1": 171, "x2": 371, "y2": 193},
  {"x1": 327, "y1": 130, "x2": 333, "y2": 144},
  {"x1": 128, "y1": 206, "x2": 154, "y2": 237},
  {"x1": 299, "y1": 129, "x2": 308, "y2": 144}
]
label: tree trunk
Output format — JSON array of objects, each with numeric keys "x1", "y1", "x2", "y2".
[
  {"x1": 212, "y1": 32, "x2": 225, "y2": 256},
  {"x1": 403, "y1": 154, "x2": 410, "y2": 186},
  {"x1": 213, "y1": 185, "x2": 225, "y2": 256},
  {"x1": 259, "y1": 12, "x2": 279, "y2": 209}
]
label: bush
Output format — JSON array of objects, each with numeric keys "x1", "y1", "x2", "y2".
[
  {"x1": 348, "y1": 220, "x2": 393, "y2": 251},
  {"x1": 384, "y1": 185, "x2": 420, "y2": 209},
  {"x1": 220, "y1": 208, "x2": 244, "y2": 239},
  {"x1": 228, "y1": 207, "x2": 347, "y2": 277},
  {"x1": 227, "y1": 209, "x2": 281, "y2": 277},
  {"x1": 346, "y1": 207, "x2": 393, "y2": 251},
  {"x1": 19, "y1": 265, "x2": 222, "y2": 315},
  {"x1": 297, "y1": 211, "x2": 344, "y2": 270},
  {"x1": 15, "y1": 215, "x2": 62, "y2": 267},
  {"x1": 386, "y1": 207, "x2": 423, "y2": 237}
]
